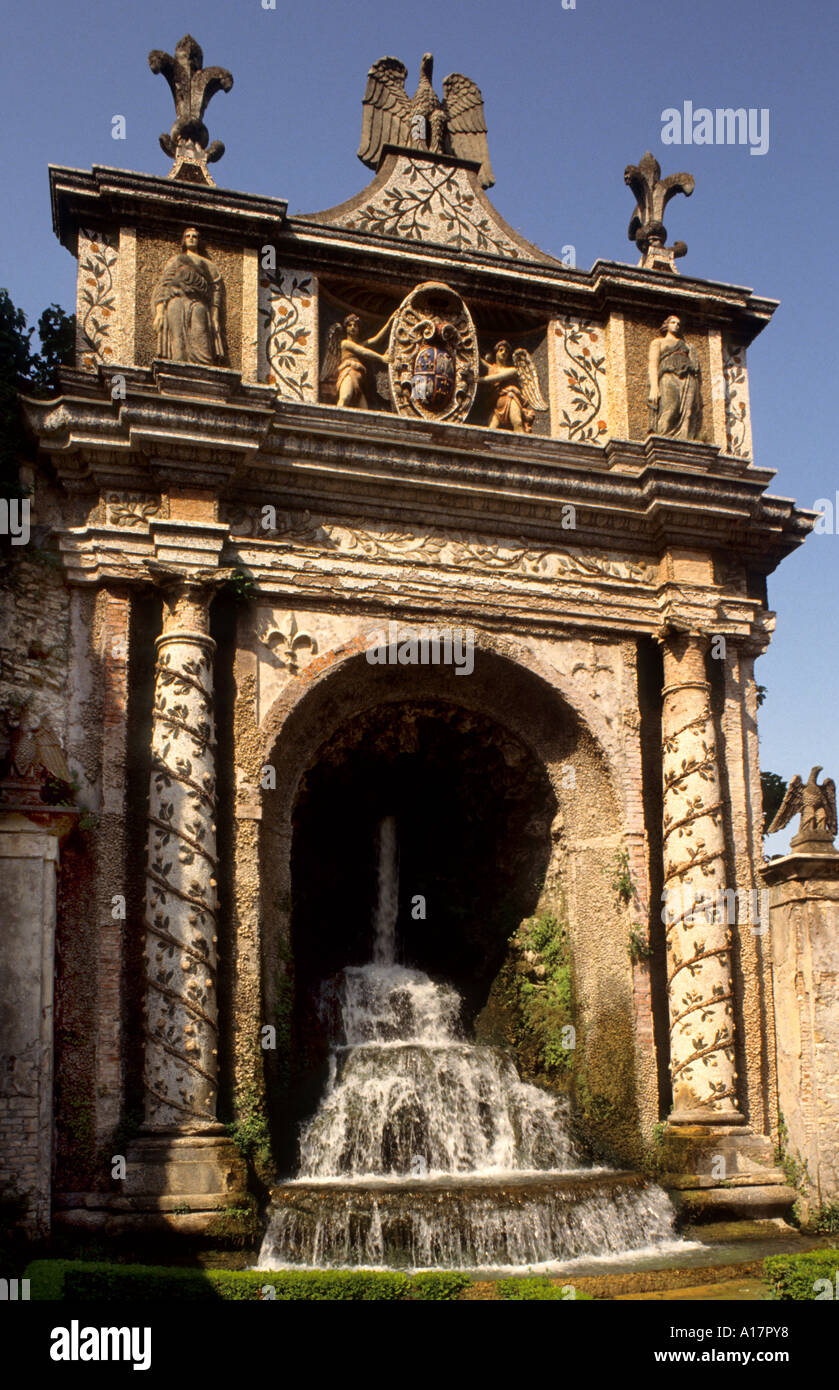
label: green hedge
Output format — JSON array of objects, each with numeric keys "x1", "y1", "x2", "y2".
[
  {"x1": 406, "y1": 1272, "x2": 473, "y2": 1301},
  {"x1": 764, "y1": 1249, "x2": 839, "y2": 1300},
  {"x1": 498, "y1": 1276, "x2": 593, "y2": 1301},
  {"x1": 25, "y1": 1261, "x2": 595, "y2": 1301},
  {"x1": 25, "y1": 1262, "x2": 410, "y2": 1301},
  {"x1": 24, "y1": 1262, "x2": 475, "y2": 1302}
]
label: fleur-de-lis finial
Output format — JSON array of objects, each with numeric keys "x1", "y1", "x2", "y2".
[
  {"x1": 148, "y1": 34, "x2": 233, "y2": 185},
  {"x1": 624, "y1": 151, "x2": 695, "y2": 273}
]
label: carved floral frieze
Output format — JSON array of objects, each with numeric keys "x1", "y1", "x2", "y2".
[
  {"x1": 552, "y1": 317, "x2": 608, "y2": 442},
  {"x1": 258, "y1": 268, "x2": 318, "y2": 401},
  {"x1": 334, "y1": 156, "x2": 535, "y2": 260},
  {"x1": 105, "y1": 494, "x2": 164, "y2": 527},
  {"x1": 76, "y1": 229, "x2": 119, "y2": 369},
  {"x1": 722, "y1": 339, "x2": 753, "y2": 459},
  {"x1": 225, "y1": 506, "x2": 656, "y2": 584}
]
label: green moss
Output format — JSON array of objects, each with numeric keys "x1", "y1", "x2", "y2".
[
  {"x1": 406, "y1": 1272, "x2": 472, "y2": 1300},
  {"x1": 802, "y1": 1202, "x2": 839, "y2": 1236},
  {"x1": 205, "y1": 1196, "x2": 262, "y2": 1247},
  {"x1": 226, "y1": 1083, "x2": 273, "y2": 1187},
  {"x1": 481, "y1": 912, "x2": 575, "y2": 1088},
  {"x1": 774, "y1": 1109, "x2": 813, "y2": 1228},
  {"x1": 65, "y1": 1094, "x2": 93, "y2": 1152}
]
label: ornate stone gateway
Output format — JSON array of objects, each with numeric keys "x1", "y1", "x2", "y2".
[{"x1": 2, "y1": 32, "x2": 828, "y2": 1250}]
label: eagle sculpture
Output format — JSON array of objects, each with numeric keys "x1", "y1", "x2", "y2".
[
  {"x1": 768, "y1": 765, "x2": 838, "y2": 839},
  {"x1": 358, "y1": 53, "x2": 495, "y2": 189},
  {"x1": 2, "y1": 708, "x2": 72, "y2": 787}
]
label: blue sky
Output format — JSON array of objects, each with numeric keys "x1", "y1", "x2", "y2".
[{"x1": 2, "y1": 0, "x2": 836, "y2": 847}]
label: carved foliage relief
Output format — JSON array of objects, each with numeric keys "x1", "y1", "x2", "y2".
[
  {"x1": 722, "y1": 339, "x2": 753, "y2": 459},
  {"x1": 226, "y1": 506, "x2": 656, "y2": 584},
  {"x1": 551, "y1": 317, "x2": 608, "y2": 442},
  {"x1": 144, "y1": 633, "x2": 219, "y2": 1126},
  {"x1": 76, "y1": 228, "x2": 119, "y2": 369},
  {"x1": 335, "y1": 156, "x2": 534, "y2": 260},
  {"x1": 258, "y1": 268, "x2": 318, "y2": 401}
]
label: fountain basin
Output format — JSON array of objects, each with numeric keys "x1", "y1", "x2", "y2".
[{"x1": 259, "y1": 1169, "x2": 677, "y2": 1270}]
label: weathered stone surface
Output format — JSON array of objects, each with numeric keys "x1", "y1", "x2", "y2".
[
  {"x1": 762, "y1": 855, "x2": 839, "y2": 1219},
  {"x1": 143, "y1": 584, "x2": 219, "y2": 1128},
  {"x1": 660, "y1": 632, "x2": 739, "y2": 1119},
  {"x1": 5, "y1": 42, "x2": 820, "y2": 1246}
]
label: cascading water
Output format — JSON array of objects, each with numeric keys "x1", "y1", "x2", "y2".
[{"x1": 259, "y1": 817, "x2": 679, "y2": 1271}]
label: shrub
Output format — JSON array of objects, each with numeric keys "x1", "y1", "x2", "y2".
[
  {"x1": 497, "y1": 1276, "x2": 593, "y2": 1301},
  {"x1": 407, "y1": 1272, "x2": 472, "y2": 1300},
  {"x1": 24, "y1": 1261, "x2": 473, "y2": 1301},
  {"x1": 764, "y1": 1249, "x2": 839, "y2": 1300}
]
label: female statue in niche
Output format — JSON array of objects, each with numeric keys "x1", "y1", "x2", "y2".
[
  {"x1": 480, "y1": 340, "x2": 547, "y2": 433},
  {"x1": 648, "y1": 315, "x2": 703, "y2": 439},
  {"x1": 152, "y1": 226, "x2": 226, "y2": 364},
  {"x1": 320, "y1": 312, "x2": 395, "y2": 408}
]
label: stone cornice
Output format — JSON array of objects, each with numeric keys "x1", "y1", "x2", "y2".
[
  {"x1": 23, "y1": 368, "x2": 813, "y2": 574},
  {"x1": 281, "y1": 225, "x2": 775, "y2": 342},
  {"x1": 48, "y1": 163, "x2": 775, "y2": 345},
  {"x1": 49, "y1": 164, "x2": 288, "y2": 252},
  {"x1": 760, "y1": 853, "x2": 839, "y2": 886},
  {"x1": 51, "y1": 514, "x2": 776, "y2": 648}
]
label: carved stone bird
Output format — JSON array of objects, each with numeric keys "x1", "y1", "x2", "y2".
[
  {"x1": 2, "y1": 709, "x2": 72, "y2": 785},
  {"x1": 148, "y1": 34, "x2": 233, "y2": 164},
  {"x1": 768, "y1": 765, "x2": 838, "y2": 839},
  {"x1": 358, "y1": 53, "x2": 495, "y2": 188}
]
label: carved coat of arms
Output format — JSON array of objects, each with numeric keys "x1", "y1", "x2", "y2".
[{"x1": 389, "y1": 282, "x2": 478, "y2": 423}]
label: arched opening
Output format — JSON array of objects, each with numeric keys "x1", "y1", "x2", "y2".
[
  {"x1": 292, "y1": 697, "x2": 556, "y2": 1013},
  {"x1": 258, "y1": 642, "x2": 637, "y2": 1172}
]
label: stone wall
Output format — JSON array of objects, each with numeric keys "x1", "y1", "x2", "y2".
[
  {"x1": 762, "y1": 853, "x2": 839, "y2": 1221},
  {"x1": 0, "y1": 824, "x2": 61, "y2": 1235}
]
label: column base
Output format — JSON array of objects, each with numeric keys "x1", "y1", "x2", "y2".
[
  {"x1": 52, "y1": 1130, "x2": 255, "y2": 1246},
  {"x1": 122, "y1": 1127, "x2": 248, "y2": 1204},
  {"x1": 658, "y1": 1121, "x2": 795, "y2": 1222}
]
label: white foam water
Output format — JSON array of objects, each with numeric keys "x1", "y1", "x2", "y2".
[{"x1": 258, "y1": 818, "x2": 679, "y2": 1269}]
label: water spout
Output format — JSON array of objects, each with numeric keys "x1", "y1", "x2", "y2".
[{"x1": 372, "y1": 815, "x2": 399, "y2": 966}]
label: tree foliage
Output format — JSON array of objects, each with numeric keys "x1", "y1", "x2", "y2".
[
  {"x1": 0, "y1": 288, "x2": 74, "y2": 497},
  {"x1": 761, "y1": 770, "x2": 788, "y2": 835}
]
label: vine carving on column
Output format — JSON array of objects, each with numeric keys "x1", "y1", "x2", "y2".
[
  {"x1": 144, "y1": 626, "x2": 219, "y2": 1127},
  {"x1": 661, "y1": 642, "x2": 738, "y2": 1115}
]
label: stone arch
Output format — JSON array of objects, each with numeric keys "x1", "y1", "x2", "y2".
[{"x1": 257, "y1": 633, "x2": 643, "y2": 1167}]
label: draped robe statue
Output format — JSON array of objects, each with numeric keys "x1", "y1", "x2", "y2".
[
  {"x1": 648, "y1": 315, "x2": 702, "y2": 440},
  {"x1": 152, "y1": 226, "x2": 226, "y2": 364}
]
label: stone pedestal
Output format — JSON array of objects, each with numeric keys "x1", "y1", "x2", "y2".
[
  {"x1": 0, "y1": 809, "x2": 75, "y2": 1237},
  {"x1": 761, "y1": 851, "x2": 839, "y2": 1222}
]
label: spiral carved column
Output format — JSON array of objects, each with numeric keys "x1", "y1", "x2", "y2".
[
  {"x1": 143, "y1": 583, "x2": 219, "y2": 1129},
  {"x1": 661, "y1": 631, "x2": 741, "y2": 1122}
]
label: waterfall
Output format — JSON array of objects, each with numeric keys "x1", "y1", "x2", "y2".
[
  {"x1": 259, "y1": 819, "x2": 680, "y2": 1270},
  {"x1": 372, "y1": 815, "x2": 399, "y2": 965}
]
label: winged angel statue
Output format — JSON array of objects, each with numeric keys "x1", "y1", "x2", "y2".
[
  {"x1": 358, "y1": 53, "x2": 495, "y2": 189},
  {"x1": 768, "y1": 765, "x2": 837, "y2": 842},
  {"x1": 480, "y1": 341, "x2": 547, "y2": 434}
]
